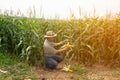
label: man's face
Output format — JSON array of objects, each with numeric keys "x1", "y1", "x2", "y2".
[{"x1": 47, "y1": 37, "x2": 55, "y2": 42}]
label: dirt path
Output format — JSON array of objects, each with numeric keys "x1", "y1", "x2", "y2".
[
  {"x1": 34, "y1": 64, "x2": 120, "y2": 80},
  {"x1": 35, "y1": 69, "x2": 81, "y2": 80},
  {"x1": 86, "y1": 64, "x2": 120, "y2": 80}
]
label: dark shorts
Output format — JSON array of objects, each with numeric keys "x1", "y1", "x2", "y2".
[{"x1": 45, "y1": 55, "x2": 63, "y2": 69}]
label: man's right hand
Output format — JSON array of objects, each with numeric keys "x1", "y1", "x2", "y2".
[{"x1": 63, "y1": 46, "x2": 70, "y2": 51}]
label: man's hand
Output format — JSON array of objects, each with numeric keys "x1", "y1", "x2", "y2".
[
  {"x1": 63, "y1": 46, "x2": 70, "y2": 51},
  {"x1": 59, "y1": 41, "x2": 65, "y2": 45},
  {"x1": 61, "y1": 42, "x2": 74, "y2": 49}
]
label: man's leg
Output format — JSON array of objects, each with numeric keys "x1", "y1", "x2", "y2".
[
  {"x1": 51, "y1": 55, "x2": 64, "y2": 63},
  {"x1": 45, "y1": 57, "x2": 58, "y2": 69}
]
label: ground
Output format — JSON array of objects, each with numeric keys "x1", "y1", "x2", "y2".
[
  {"x1": 86, "y1": 64, "x2": 120, "y2": 80},
  {"x1": 34, "y1": 63, "x2": 120, "y2": 80},
  {"x1": 0, "y1": 62, "x2": 120, "y2": 80}
]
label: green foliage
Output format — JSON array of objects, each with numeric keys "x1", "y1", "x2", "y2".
[
  {"x1": 0, "y1": 52, "x2": 36, "y2": 80},
  {"x1": 0, "y1": 13, "x2": 120, "y2": 67},
  {"x1": 0, "y1": 15, "x2": 44, "y2": 66},
  {"x1": 71, "y1": 64, "x2": 87, "y2": 75},
  {"x1": 0, "y1": 52, "x2": 18, "y2": 66}
]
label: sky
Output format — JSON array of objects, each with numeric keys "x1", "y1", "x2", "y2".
[{"x1": 0, "y1": 0, "x2": 120, "y2": 19}]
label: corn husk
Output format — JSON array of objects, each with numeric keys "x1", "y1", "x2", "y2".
[{"x1": 62, "y1": 65, "x2": 73, "y2": 72}]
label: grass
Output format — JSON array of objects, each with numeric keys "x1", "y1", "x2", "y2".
[
  {"x1": 71, "y1": 65, "x2": 89, "y2": 80},
  {"x1": 0, "y1": 52, "x2": 36, "y2": 80}
]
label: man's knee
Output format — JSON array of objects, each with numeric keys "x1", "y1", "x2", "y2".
[
  {"x1": 46, "y1": 61, "x2": 58, "y2": 69},
  {"x1": 52, "y1": 55, "x2": 64, "y2": 63},
  {"x1": 45, "y1": 58, "x2": 58, "y2": 69},
  {"x1": 57, "y1": 56, "x2": 64, "y2": 63}
]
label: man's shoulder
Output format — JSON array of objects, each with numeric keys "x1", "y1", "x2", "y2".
[
  {"x1": 44, "y1": 40, "x2": 51, "y2": 47},
  {"x1": 44, "y1": 39, "x2": 54, "y2": 47}
]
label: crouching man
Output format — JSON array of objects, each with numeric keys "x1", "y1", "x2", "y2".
[{"x1": 43, "y1": 31, "x2": 69, "y2": 69}]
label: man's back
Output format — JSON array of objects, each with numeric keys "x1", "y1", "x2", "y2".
[{"x1": 43, "y1": 39, "x2": 56, "y2": 57}]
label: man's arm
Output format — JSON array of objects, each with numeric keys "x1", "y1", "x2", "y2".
[
  {"x1": 55, "y1": 46, "x2": 69, "y2": 54},
  {"x1": 54, "y1": 41, "x2": 64, "y2": 46}
]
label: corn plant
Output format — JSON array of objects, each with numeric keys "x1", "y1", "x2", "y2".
[{"x1": 0, "y1": 11, "x2": 120, "y2": 67}]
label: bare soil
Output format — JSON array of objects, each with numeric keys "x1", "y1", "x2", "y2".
[
  {"x1": 86, "y1": 64, "x2": 120, "y2": 80},
  {"x1": 34, "y1": 63, "x2": 120, "y2": 80}
]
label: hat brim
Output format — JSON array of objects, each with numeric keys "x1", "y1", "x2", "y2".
[{"x1": 44, "y1": 34, "x2": 57, "y2": 38}]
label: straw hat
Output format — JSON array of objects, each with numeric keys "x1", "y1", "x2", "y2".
[{"x1": 44, "y1": 31, "x2": 57, "y2": 38}]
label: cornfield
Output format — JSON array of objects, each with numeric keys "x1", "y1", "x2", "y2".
[{"x1": 0, "y1": 12, "x2": 120, "y2": 67}]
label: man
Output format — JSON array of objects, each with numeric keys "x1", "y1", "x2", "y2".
[{"x1": 43, "y1": 31, "x2": 69, "y2": 69}]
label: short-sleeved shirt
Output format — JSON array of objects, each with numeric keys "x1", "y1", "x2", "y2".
[{"x1": 43, "y1": 39, "x2": 57, "y2": 57}]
